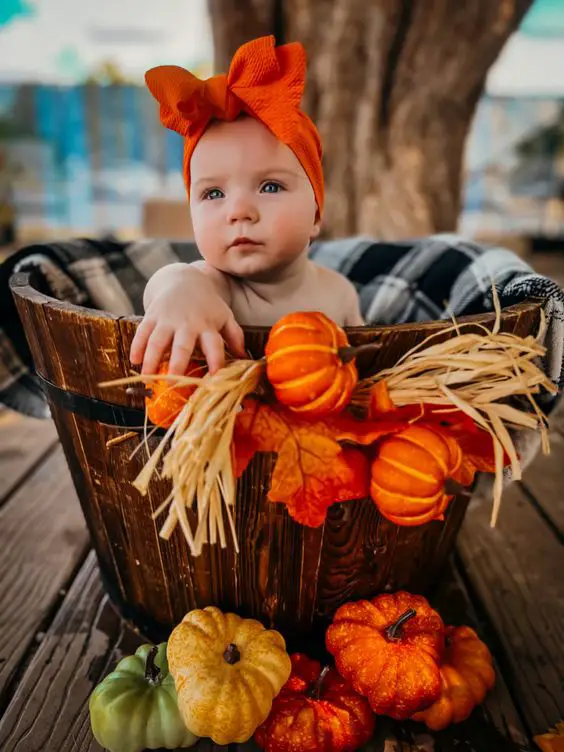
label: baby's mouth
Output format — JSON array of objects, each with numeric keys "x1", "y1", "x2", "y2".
[{"x1": 230, "y1": 237, "x2": 262, "y2": 248}]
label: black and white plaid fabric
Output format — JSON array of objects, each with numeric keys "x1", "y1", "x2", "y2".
[{"x1": 1, "y1": 234, "x2": 563, "y2": 434}]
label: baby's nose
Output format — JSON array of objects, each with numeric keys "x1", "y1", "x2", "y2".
[{"x1": 227, "y1": 196, "x2": 259, "y2": 224}]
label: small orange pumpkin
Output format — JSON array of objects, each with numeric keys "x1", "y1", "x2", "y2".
[
  {"x1": 412, "y1": 625, "x2": 496, "y2": 730},
  {"x1": 326, "y1": 591, "x2": 445, "y2": 720},
  {"x1": 254, "y1": 653, "x2": 375, "y2": 752},
  {"x1": 265, "y1": 312, "x2": 358, "y2": 417},
  {"x1": 145, "y1": 360, "x2": 206, "y2": 428},
  {"x1": 370, "y1": 424, "x2": 463, "y2": 526}
]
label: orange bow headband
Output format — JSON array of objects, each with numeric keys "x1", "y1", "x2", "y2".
[{"x1": 145, "y1": 35, "x2": 324, "y2": 212}]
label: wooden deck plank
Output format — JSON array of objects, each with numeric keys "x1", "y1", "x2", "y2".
[
  {"x1": 457, "y1": 484, "x2": 564, "y2": 736},
  {"x1": 546, "y1": 395, "x2": 564, "y2": 439},
  {"x1": 520, "y1": 430, "x2": 564, "y2": 535},
  {"x1": 0, "y1": 553, "x2": 123, "y2": 752},
  {"x1": 0, "y1": 410, "x2": 58, "y2": 504},
  {"x1": 0, "y1": 445, "x2": 89, "y2": 709}
]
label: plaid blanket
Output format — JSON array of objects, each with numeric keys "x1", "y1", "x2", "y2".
[{"x1": 1, "y1": 235, "x2": 563, "y2": 439}]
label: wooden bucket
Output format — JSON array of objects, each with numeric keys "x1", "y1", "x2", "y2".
[{"x1": 10, "y1": 271, "x2": 543, "y2": 650}]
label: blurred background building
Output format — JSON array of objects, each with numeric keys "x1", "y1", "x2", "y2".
[{"x1": 1, "y1": 0, "x2": 564, "y2": 245}]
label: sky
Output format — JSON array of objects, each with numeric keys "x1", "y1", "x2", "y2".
[
  {"x1": 0, "y1": 0, "x2": 563, "y2": 95},
  {"x1": 488, "y1": 0, "x2": 564, "y2": 95},
  {"x1": 0, "y1": 0, "x2": 213, "y2": 83}
]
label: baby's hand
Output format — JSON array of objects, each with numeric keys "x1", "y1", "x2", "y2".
[{"x1": 130, "y1": 266, "x2": 246, "y2": 375}]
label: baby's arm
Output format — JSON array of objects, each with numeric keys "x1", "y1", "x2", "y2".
[{"x1": 130, "y1": 261, "x2": 246, "y2": 375}]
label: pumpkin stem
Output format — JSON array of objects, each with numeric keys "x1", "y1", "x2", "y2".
[
  {"x1": 126, "y1": 386, "x2": 153, "y2": 398},
  {"x1": 339, "y1": 342, "x2": 382, "y2": 364},
  {"x1": 444, "y1": 477, "x2": 471, "y2": 498},
  {"x1": 223, "y1": 643, "x2": 241, "y2": 665},
  {"x1": 308, "y1": 665, "x2": 331, "y2": 700},
  {"x1": 144, "y1": 646, "x2": 162, "y2": 685},
  {"x1": 385, "y1": 608, "x2": 417, "y2": 640}
]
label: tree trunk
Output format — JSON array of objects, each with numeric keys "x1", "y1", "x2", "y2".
[{"x1": 207, "y1": 0, "x2": 533, "y2": 239}]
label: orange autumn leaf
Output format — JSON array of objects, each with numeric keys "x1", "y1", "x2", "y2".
[
  {"x1": 231, "y1": 433, "x2": 259, "y2": 479},
  {"x1": 452, "y1": 458, "x2": 478, "y2": 488},
  {"x1": 535, "y1": 722, "x2": 564, "y2": 752},
  {"x1": 457, "y1": 430, "x2": 502, "y2": 473},
  {"x1": 369, "y1": 381, "x2": 482, "y2": 437},
  {"x1": 369, "y1": 380, "x2": 395, "y2": 414},
  {"x1": 451, "y1": 428, "x2": 512, "y2": 488},
  {"x1": 269, "y1": 437, "x2": 369, "y2": 526},
  {"x1": 326, "y1": 413, "x2": 405, "y2": 445},
  {"x1": 274, "y1": 445, "x2": 370, "y2": 526},
  {"x1": 232, "y1": 398, "x2": 288, "y2": 478},
  {"x1": 336, "y1": 446, "x2": 371, "y2": 500},
  {"x1": 232, "y1": 400, "x2": 375, "y2": 526},
  {"x1": 233, "y1": 399, "x2": 404, "y2": 477}
]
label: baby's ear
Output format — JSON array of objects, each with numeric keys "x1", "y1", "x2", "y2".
[{"x1": 311, "y1": 208, "x2": 322, "y2": 240}]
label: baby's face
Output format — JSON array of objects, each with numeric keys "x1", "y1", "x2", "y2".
[{"x1": 189, "y1": 116, "x2": 321, "y2": 281}]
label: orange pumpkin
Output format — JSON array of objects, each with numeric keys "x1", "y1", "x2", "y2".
[
  {"x1": 254, "y1": 653, "x2": 375, "y2": 752},
  {"x1": 265, "y1": 312, "x2": 358, "y2": 417},
  {"x1": 145, "y1": 360, "x2": 207, "y2": 428},
  {"x1": 412, "y1": 626, "x2": 495, "y2": 730},
  {"x1": 370, "y1": 424, "x2": 463, "y2": 526},
  {"x1": 326, "y1": 591, "x2": 445, "y2": 720}
]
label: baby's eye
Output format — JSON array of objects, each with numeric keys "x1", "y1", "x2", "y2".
[
  {"x1": 260, "y1": 181, "x2": 284, "y2": 194},
  {"x1": 202, "y1": 188, "x2": 224, "y2": 200}
]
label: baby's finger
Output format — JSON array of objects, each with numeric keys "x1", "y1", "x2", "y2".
[
  {"x1": 141, "y1": 326, "x2": 174, "y2": 375},
  {"x1": 222, "y1": 316, "x2": 246, "y2": 358},
  {"x1": 167, "y1": 329, "x2": 196, "y2": 376},
  {"x1": 200, "y1": 330, "x2": 226, "y2": 374},
  {"x1": 130, "y1": 318, "x2": 155, "y2": 365}
]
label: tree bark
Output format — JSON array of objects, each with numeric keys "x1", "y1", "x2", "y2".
[{"x1": 207, "y1": 0, "x2": 534, "y2": 239}]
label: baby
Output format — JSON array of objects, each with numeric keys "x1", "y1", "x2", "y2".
[{"x1": 131, "y1": 35, "x2": 364, "y2": 377}]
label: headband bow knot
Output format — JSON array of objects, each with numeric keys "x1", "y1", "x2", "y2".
[{"x1": 145, "y1": 35, "x2": 324, "y2": 211}]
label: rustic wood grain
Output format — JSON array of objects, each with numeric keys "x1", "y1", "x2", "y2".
[
  {"x1": 0, "y1": 552, "x2": 123, "y2": 752},
  {"x1": 0, "y1": 445, "x2": 90, "y2": 708},
  {"x1": 10, "y1": 273, "x2": 544, "y2": 643},
  {"x1": 520, "y1": 430, "x2": 564, "y2": 536},
  {"x1": 457, "y1": 484, "x2": 564, "y2": 735},
  {"x1": 0, "y1": 409, "x2": 57, "y2": 504}
]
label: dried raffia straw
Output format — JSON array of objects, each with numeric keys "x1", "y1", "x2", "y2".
[
  {"x1": 352, "y1": 291, "x2": 557, "y2": 526},
  {"x1": 101, "y1": 358, "x2": 264, "y2": 555},
  {"x1": 105, "y1": 430, "x2": 138, "y2": 449}
]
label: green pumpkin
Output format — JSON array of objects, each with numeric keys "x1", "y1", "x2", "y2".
[{"x1": 89, "y1": 643, "x2": 199, "y2": 752}]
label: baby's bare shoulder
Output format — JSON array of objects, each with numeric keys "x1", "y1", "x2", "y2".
[
  {"x1": 312, "y1": 262, "x2": 357, "y2": 295},
  {"x1": 310, "y1": 262, "x2": 364, "y2": 326},
  {"x1": 190, "y1": 260, "x2": 231, "y2": 302}
]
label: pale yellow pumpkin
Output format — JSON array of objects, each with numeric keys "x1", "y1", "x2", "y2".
[{"x1": 167, "y1": 606, "x2": 292, "y2": 745}]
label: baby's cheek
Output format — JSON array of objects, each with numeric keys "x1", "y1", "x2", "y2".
[
  {"x1": 272, "y1": 205, "x2": 308, "y2": 241},
  {"x1": 191, "y1": 210, "x2": 222, "y2": 258}
]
